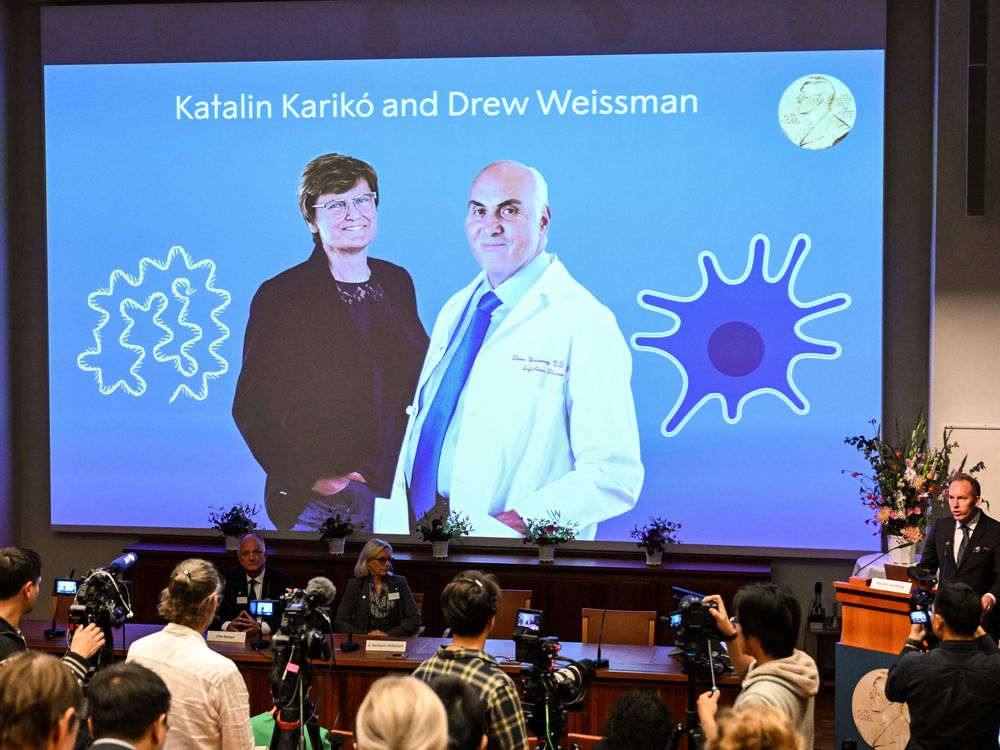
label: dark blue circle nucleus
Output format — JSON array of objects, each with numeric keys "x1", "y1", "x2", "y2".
[{"x1": 708, "y1": 321, "x2": 765, "y2": 376}]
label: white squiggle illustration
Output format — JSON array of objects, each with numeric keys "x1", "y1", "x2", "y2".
[{"x1": 77, "y1": 246, "x2": 231, "y2": 402}]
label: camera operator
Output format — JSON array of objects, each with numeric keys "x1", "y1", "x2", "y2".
[
  {"x1": 0, "y1": 547, "x2": 104, "y2": 682},
  {"x1": 412, "y1": 570, "x2": 529, "y2": 750},
  {"x1": 884, "y1": 581, "x2": 1000, "y2": 748},
  {"x1": 695, "y1": 584, "x2": 818, "y2": 748}
]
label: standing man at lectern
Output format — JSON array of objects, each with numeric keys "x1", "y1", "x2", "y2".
[{"x1": 919, "y1": 473, "x2": 1000, "y2": 636}]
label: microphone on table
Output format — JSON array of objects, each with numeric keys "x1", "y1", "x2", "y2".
[
  {"x1": 861, "y1": 541, "x2": 915, "y2": 573},
  {"x1": 595, "y1": 606, "x2": 610, "y2": 668}
]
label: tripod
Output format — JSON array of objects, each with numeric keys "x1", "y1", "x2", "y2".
[
  {"x1": 666, "y1": 635, "x2": 728, "y2": 750},
  {"x1": 269, "y1": 666, "x2": 324, "y2": 750}
]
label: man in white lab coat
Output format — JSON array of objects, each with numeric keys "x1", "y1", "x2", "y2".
[{"x1": 378, "y1": 160, "x2": 643, "y2": 540}]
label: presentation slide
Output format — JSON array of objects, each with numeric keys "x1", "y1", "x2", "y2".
[{"x1": 45, "y1": 49, "x2": 883, "y2": 548}]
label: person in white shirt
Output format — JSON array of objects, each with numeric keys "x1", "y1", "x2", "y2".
[
  {"x1": 127, "y1": 558, "x2": 254, "y2": 750},
  {"x1": 382, "y1": 160, "x2": 643, "y2": 540}
]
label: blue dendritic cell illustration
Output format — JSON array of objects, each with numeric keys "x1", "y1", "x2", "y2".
[
  {"x1": 632, "y1": 234, "x2": 851, "y2": 436},
  {"x1": 77, "y1": 246, "x2": 231, "y2": 402}
]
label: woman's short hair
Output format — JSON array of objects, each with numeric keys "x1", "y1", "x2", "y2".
[
  {"x1": 355, "y1": 538, "x2": 393, "y2": 578},
  {"x1": 0, "y1": 651, "x2": 83, "y2": 750},
  {"x1": 440, "y1": 570, "x2": 500, "y2": 636},
  {"x1": 710, "y1": 706, "x2": 802, "y2": 750},
  {"x1": 297, "y1": 153, "x2": 380, "y2": 227},
  {"x1": 157, "y1": 558, "x2": 222, "y2": 628},
  {"x1": 355, "y1": 675, "x2": 448, "y2": 750},
  {"x1": 601, "y1": 690, "x2": 672, "y2": 750},
  {"x1": 428, "y1": 675, "x2": 487, "y2": 750}
]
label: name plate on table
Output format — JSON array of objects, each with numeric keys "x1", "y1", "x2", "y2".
[
  {"x1": 870, "y1": 577, "x2": 912, "y2": 594},
  {"x1": 207, "y1": 630, "x2": 247, "y2": 644},
  {"x1": 365, "y1": 639, "x2": 407, "y2": 653}
]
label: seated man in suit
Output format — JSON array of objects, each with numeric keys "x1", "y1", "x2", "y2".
[
  {"x1": 919, "y1": 472, "x2": 1000, "y2": 636},
  {"x1": 87, "y1": 662, "x2": 171, "y2": 750},
  {"x1": 211, "y1": 533, "x2": 292, "y2": 635}
]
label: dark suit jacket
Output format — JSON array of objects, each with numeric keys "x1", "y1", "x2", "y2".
[
  {"x1": 232, "y1": 249, "x2": 428, "y2": 503},
  {"x1": 333, "y1": 574, "x2": 421, "y2": 636},
  {"x1": 919, "y1": 512, "x2": 1000, "y2": 602},
  {"x1": 212, "y1": 566, "x2": 293, "y2": 631}
]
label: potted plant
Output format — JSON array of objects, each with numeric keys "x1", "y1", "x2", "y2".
[
  {"x1": 631, "y1": 517, "x2": 682, "y2": 566},
  {"x1": 416, "y1": 511, "x2": 475, "y2": 558},
  {"x1": 207, "y1": 503, "x2": 260, "y2": 550},
  {"x1": 845, "y1": 415, "x2": 984, "y2": 564},
  {"x1": 522, "y1": 510, "x2": 578, "y2": 562},
  {"x1": 315, "y1": 513, "x2": 364, "y2": 555}
]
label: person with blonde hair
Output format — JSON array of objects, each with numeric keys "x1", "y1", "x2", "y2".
[
  {"x1": 354, "y1": 675, "x2": 448, "y2": 750},
  {"x1": 0, "y1": 651, "x2": 84, "y2": 750},
  {"x1": 127, "y1": 558, "x2": 254, "y2": 750},
  {"x1": 709, "y1": 706, "x2": 802, "y2": 750},
  {"x1": 334, "y1": 538, "x2": 420, "y2": 636}
]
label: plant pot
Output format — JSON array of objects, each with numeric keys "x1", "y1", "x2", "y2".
[
  {"x1": 538, "y1": 544, "x2": 556, "y2": 563},
  {"x1": 327, "y1": 537, "x2": 347, "y2": 555},
  {"x1": 432, "y1": 541, "x2": 450, "y2": 559},
  {"x1": 224, "y1": 534, "x2": 238, "y2": 551},
  {"x1": 889, "y1": 535, "x2": 916, "y2": 565},
  {"x1": 645, "y1": 549, "x2": 663, "y2": 566}
]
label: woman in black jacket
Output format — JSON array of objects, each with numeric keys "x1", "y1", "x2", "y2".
[{"x1": 334, "y1": 539, "x2": 421, "y2": 636}]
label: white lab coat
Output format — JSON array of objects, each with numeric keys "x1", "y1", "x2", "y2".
[{"x1": 377, "y1": 257, "x2": 643, "y2": 540}]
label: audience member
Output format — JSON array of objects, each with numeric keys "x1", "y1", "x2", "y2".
[
  {"x1": 412, "y1": 570, "x2": 529, "y2": 750},
  {"x1": 212, "y1": 532, "x2": 292, "y2": 635},
  {"x1": 250, "y1": 686, "x2": 333, "y2": 750},
  {"x1": 697, "y1": 584, "x2": 818, "y2": 747},
  {"x1": 0, "y1": 546, "x2": 104, "y2": 681},
  {"x1": 87, "y1": 662, "x2": 171, "y2": 750},
  {"x1": 885, "y1": 581, "x2": 1000, "y2": 748},
  {"x1": 595, "y1": 690, "x2": 671, "y2": 750},
  {"x1": 127, "y1": 558, "x2": 255, "y2": 750},
  {"x1": 354, "y1": 675, "x2": 448, "y2": 750},
  {"x1": 0, "y1": 650, "x2": 84, "y2": 750},
  {"x1": 429, "y1": 674, "x2": 488, "y2": 750},
  {"x1": 334, "y1": 538, "x2": 420, "y2": 636},
  {"x1": 708, "y1": 706, "x2": 802, "y2": 750}
]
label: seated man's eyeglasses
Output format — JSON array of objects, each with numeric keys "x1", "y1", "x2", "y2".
[{"x1": 312, "y1": 193, "x2": 377, "y2": 218}]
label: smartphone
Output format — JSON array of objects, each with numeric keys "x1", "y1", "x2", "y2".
[
  {"x1": 54, "y1": 579, "x2": 78, "y2": 596},
  {"x1": 515, "y1": 608, "x2": 542, "y2": 632},
  {"x1": 249, "y1": 599, "x2": 276, "y2": 618},
  {"x1": 909, "y1": 609, "x2": 929, "y2": 624}
]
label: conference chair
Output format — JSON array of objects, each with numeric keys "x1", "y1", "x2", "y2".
[
  {"x1": 566, "y1": 732, "x2": 604, "y2": 750},
  {"x1": 492, "y1": 589, "x2": 533, "y2": 639},
  {"x1": 581, "y1": 608, "x2": 656, "y2": 646},
  {"x1": 413, "y1": 592, "x2": 426, "y2": 637}
]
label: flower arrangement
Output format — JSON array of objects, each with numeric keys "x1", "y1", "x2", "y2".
[
  {"x1": 207, "y1": 503, "x2": 260, "y2": 537},
  {"x1": 416, "y1": 511, "x2": 475, "y2": 542},
  {"x1": 522, "y1": 510, "x2": 579, "y2": 546},
  {"x1": 844, "y1": 416, "x2": 984, "y2": 541},
  {"x1": 630, "y1": 517, "x2": 682, "y2": 551},
  {"x1": 315, "y1": 513, "x2": 363, "y2": 540}
]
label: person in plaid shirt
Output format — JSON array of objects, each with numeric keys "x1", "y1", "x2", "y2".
[{"x1": 413, "y1": 571, "x2": 529, "y2": 750}]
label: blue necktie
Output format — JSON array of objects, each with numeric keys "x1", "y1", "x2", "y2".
[{"x1": 410, "y1": 291, "x2": 502, "y2": 520}]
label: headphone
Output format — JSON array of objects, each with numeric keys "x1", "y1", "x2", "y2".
[{"x1": 458, "y1": 578, "x2": 497, "y2": 615}]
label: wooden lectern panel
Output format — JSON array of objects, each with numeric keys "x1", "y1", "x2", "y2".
[{"x1": 834, "y1": 581, "x2": 912, "y2": 654}]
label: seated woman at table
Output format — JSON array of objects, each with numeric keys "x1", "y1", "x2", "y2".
[
  {"x1": 334, "y1": 539, "x2": 421, "y2": 636},
  {"x1": 127, "y1": 558, "x2": 255, "y2": 750}
]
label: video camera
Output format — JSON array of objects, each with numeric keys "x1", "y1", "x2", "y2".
[
  {"x1": 64, "y1": 553, "x2": 137, "y2": 665},
  {"x1": 67, "y1": 553, "x2": 136, "y2": 631},
  {"x1": 272, "y1": 578, "x2": 335, "y2": 666},
  {"x1": 906, "y1": 565, "x2": 938, "y2": 640},
  {"x1": 513, "y1": 608, "x2": 605, "y2": 749}
]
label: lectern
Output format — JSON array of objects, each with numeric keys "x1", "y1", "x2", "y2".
[{"x1": 833, "y1": 579, "x2": 912, "y2": 654}]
